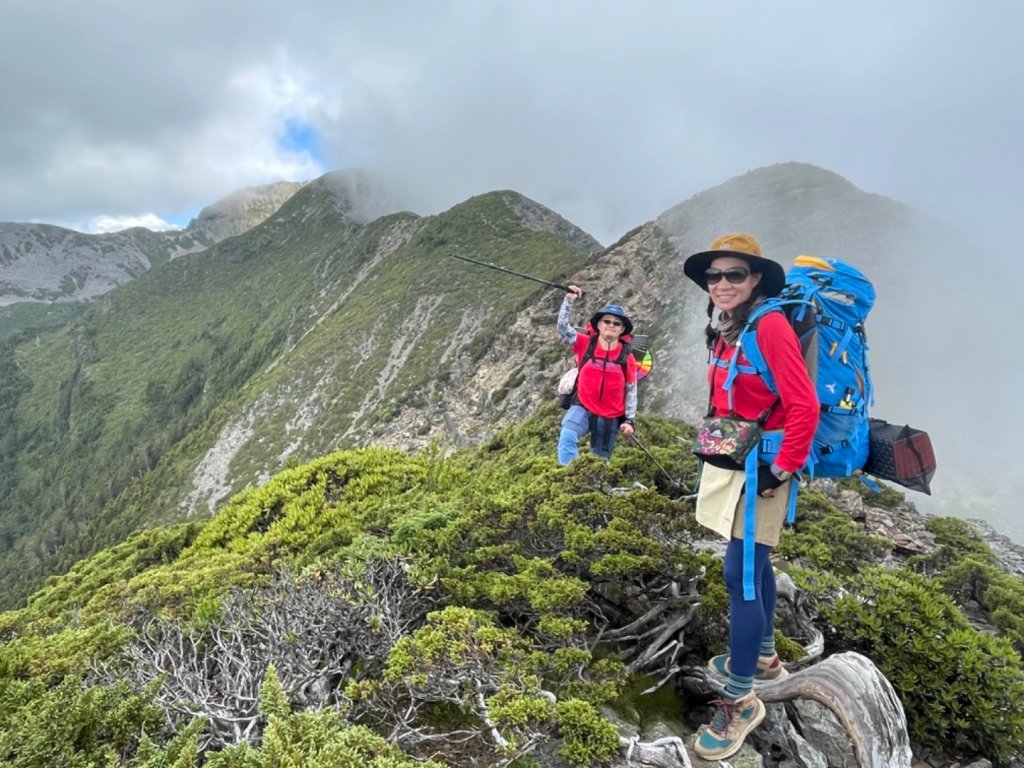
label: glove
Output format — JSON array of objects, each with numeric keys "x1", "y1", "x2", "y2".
[{"x1": 757, "y1": 463, "x2": 784, "y2": 495}]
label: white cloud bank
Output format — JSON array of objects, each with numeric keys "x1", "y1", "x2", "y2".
[{"x1": 0, "y1": 2, "x2": 1021, "y2": 250}]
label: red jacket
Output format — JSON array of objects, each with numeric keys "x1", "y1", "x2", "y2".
[
  {"x1": 708, "y1": 312, "x2": 818, "y2": 472},
  {"x1": 574, "y1": 331, "x2": 638, "y2": 419}
]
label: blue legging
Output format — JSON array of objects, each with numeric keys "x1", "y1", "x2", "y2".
[
  {"x1": 723, "y1": 537, "x2": 777, "y2": 677},
  {"x1": 557, "y1": 405, "x2": 620, "y2": 465}
]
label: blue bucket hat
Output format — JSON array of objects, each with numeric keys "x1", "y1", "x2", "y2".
[{"x1": 590, "y1": 304, "x2": 633, "y2": 335}]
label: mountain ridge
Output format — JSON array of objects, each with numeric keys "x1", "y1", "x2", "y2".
[
  {"x1": 0, "y1": 179, "x2": 307, "y2": 307},
  {"x1": 0, "y1": 160, "x2": 1018, "y2": 609},
  {"x1": 0, "y1": 182, "x2": 600, "y2": 606},
  {"x1": 0, "y1": 161, "x2": 1021, "y2": 768}
]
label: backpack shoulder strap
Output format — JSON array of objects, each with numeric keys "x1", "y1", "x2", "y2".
[
  {"x1": 578, "y1": 333, "x2": 600, "y2": 365},
  {"x1": 739, "y1": 298, "x2": 818, "y2": 394},
  {"x1": 580, "y1": 334, "x2": 631, "y2": 375},
  {"x1": 726, "y1": 303, "x2": 780, "y2": 390},
  {"x1": 616, "y1": 342, "x2": 631, "y2": 377}
]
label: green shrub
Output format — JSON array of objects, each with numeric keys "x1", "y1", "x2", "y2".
[
  {"x1": 906, "y1": 518, "x2": 1024, "y2": 655},
  {"x1": 776, "y1": 490, "x2": 891, "y2": 575},
  {"x1": 937, "y1": 558, "x2": 1024, "y2": 655},
  {"x1": 7, "y1": 407, "x2": 1019, "y2": 766},
  {"x1": 0, "y1": 676, "x2": 165, "y2": 768},
  {"x1": 910, "y1": 517, "x2": 995, "y2": 572},
  {"x1": 824, "y1": 566, "x2": 1024, "y2": 762},
  {"x1": 205, "y1": 718, "x2": 444, "y2": 768},
  {"x1": 554, "y1": 698, "x2": 620, "y2": 765}
]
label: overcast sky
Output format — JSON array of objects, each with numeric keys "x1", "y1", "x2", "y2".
[{"x1": 2, "y1": 1, "x2": 1021, "y2": 250}]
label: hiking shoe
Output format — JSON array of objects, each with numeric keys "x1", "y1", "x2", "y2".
[
  {"x1": 707, "y1": 652, "x2": 789, "y2": 681},
  {"x1": 693, "y1": 691, "x2": 766, "y2": 761}
]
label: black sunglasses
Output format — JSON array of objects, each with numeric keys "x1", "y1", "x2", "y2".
[
  {"x1": 705, "y1": 267, "x2": 751, "y2": 285},
  {"x1": 600, "y1": 317, "x2": 623, "y2": 327}
]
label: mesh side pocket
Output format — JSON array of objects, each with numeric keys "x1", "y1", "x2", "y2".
[{"x1": 864, "y1": 418, "x2": 936, "y2": 495}]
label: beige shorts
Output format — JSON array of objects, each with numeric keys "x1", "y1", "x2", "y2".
[{"x1": 695, "y1": 463, "x2": 792, "y2": 547}]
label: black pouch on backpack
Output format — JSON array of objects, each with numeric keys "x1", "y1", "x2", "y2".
[{"x1": 863, "y1": 418, "x2": 936, "y2": 495}]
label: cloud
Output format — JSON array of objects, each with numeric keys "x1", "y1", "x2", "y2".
[
  {"x1": 0, "y1": 1, "x2": 1021, "y2": 253},
  {"x1": 2, "y1": 1, "x2": 1023, "y2": 537},
  {"x1": 76, "y1": 213, "x2": 181, "y2": 234}
]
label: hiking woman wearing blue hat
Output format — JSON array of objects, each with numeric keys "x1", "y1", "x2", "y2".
[
  {"x1": 682, "y1": 233, "x2": 818, "y2": 761},
  {"x1": 555, "y1": 285, "x2": 638, "y2": 464}
]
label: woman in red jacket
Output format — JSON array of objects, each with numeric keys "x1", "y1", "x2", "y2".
[
  {"x1": 683, "y1": 233, "x2": 818, "y2": 761},
  {"x1": 556, "y1": 286, "x2": 638, "y2": 464}
]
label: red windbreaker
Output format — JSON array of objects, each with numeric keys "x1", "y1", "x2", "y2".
[
  {"x1": 708, "y1": 312, "x2": 818, "y2": 472},
  {"x1": 574, "y1": 332, "x2": 638, "y2": 419}
]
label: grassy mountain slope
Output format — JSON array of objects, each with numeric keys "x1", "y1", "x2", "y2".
[
  {"x1": 0, "y1": 181, "x2": 598, "y2": 608},
  {"x1": 0, "y1": 410, "x2": 1021, "y2": 766},
  {"x1": 0, "y1": 300, "x2": 87, "y2": 341},
  {"x1": 1, "y1": 160, "x2": 1016, "y2": 615}
]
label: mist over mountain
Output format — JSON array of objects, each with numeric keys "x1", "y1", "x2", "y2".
[
  {"x1": 0, "y1": 161, "x2": 1015, "y2": 610},
  {"x1": 649, "y1": 162, "x2": 1019, "y2": 537},
  {"x1": 184, "y1": 180, "x2": 308, "y2": 242}
]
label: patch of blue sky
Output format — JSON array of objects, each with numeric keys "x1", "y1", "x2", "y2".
[
  {"x1": 159, "y1": 210, "x2": 198, "y2": 230},
  {"x1": 279, "y1": 118, "x2": 325, "y2": 165}
]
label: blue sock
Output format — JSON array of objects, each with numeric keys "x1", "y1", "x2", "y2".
[
  {"x1": 759, "y1": 634, "x2": 776, "y2": 658},
  {"x1": 724, "y1": 671, "x2": 754, "y2": 700}
]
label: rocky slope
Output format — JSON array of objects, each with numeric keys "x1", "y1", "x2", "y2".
[{"x1": 365, "y1": 162, "x2": 1016, "y2": 540}]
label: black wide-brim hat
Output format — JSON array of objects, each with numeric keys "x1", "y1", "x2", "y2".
[{"x1": 683, "y1": 232, "x2": 786, "y2": 298}]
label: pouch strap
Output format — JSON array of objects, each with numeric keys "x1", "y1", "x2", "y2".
[
  {"x1": 741, "y1": 447, "x2": 758, "y2": 600},
  {"x1": 740, "y1": 429, "x2": 802, "y2": 599},
  {"x1": 757, "y1": 429, "x2": 800, "y2": 524}
]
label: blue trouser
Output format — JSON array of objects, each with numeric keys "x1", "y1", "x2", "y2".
[
  {"x1": 723, "y1": 537, "x2": 777, "y2": 677},
  {"x1": 557, "y1": 405, "x2": 620, "y2": 465}
]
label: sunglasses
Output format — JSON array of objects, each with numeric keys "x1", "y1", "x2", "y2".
[
  {"x1": 705, "y1": 267, "x2": 751, "y2": 285},
  {"x1": 600, "y1": 317, "x2": 624, "y2": 327}
]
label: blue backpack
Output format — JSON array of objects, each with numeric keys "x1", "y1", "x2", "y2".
[
  {"x1": 716, "y1": 255, "x2": 875, "y2": 601},
  {"x1": 734, "y1": 255, "x2": 875, "y2": 478}
]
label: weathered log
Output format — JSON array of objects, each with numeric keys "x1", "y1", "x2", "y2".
[{"x1": 746, "y1": 651, "x2": 911, "y2": 768}]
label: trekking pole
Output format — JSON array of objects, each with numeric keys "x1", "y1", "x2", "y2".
[
  {"x1": 629, "y1": 434, "x2": 688, "y2": 491},
  {"x1": 451, "y1": 253, "x2": 580, "y2": 295}
]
